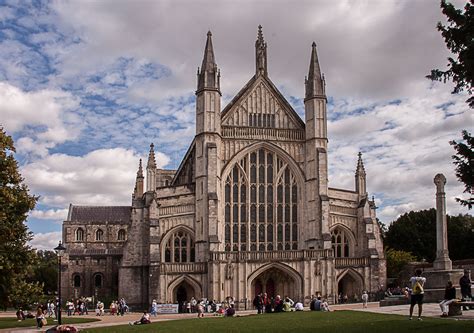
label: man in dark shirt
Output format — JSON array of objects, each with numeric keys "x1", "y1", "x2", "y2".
[{"x1": 460, "y1": 269, "x2": 472, "y2": 310}]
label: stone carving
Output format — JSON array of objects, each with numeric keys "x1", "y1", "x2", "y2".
[{"x1": 225, "y1": 256, "x2": 234, "y2": 280}]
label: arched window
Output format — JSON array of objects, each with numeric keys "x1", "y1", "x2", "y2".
[
  {"x1": 73, "y1": 275, "x2": 81, "y2": 288},
  {"x1": 94, "y1": 274, "x2": 103, "y2": 288},
  {"x1": 164, "y1": 230, "x2": 195, "y2": 263},
  {"x1": 225, "y1": 148, "x2": 299, "y2": 252},
  {"x1": 95, "y1": 229, "x2": 103, "y2": 241},
  {"x1": 75, "y1": 228, "x2": 84, "y2": 241},
  {"x1": 331, "y1": 228, "x2": 351, "y2": 258},
  {"x1": 118, "y1": 229, "x2": 126, "y2": 241}
]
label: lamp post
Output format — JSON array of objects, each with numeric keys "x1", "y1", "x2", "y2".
[{"x1": 54, "y1": 241, "x2": 66, "y2": 325}]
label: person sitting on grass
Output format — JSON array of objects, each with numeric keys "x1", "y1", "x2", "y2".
[
  {"x1": 321, "y1": 299, "x2": 331, "y2": 312},
  {"x1": 225, "y1": 304, "x2": 236, "y2": 317},
  {"x1": 129, "y1": 312, "x2": 151, "y2": 325},
  {"x1": 439, "y1": 281, "x2": 456, "y2": 317},
  {"x1": 282, "y1": 297, "x2": 294, "y2": 312},
  {"x1": 16, "y1": 308, "x2": 25, "y2": 321},
  {"x1": 294, "y1": 301, "x2": 304, "y2": 311}
]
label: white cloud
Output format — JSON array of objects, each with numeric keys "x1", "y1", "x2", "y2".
[
  {"x1": 21, "y1": 147, "x2": 170, "y2": 208},
  {"x1": 0, "y1": 82, "x2": 81, "y2": 156},
  {"x1": 30, "y1": 231, "x2": 62, "y2": 251},
  {"x1": 30, "y1": 208, "x2": 69, "y2": 221}
]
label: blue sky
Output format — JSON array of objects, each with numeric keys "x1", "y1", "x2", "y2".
[{"x1": 0, "y1": 0, "x2": 472, "y2": 250}]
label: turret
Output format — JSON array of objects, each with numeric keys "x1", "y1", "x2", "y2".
[
  {"x1": 305, "y1": 42, "x2": 326, "y2": 100},
  {"x1": 146, "y1": 143, "x2": 156, "y2": 192},
  {"x1": 255, "y1": 25, "x2": 268, "y2": 76},
  {"x1": 355, "y1": 152, "x2": 367, "y2": 196}
]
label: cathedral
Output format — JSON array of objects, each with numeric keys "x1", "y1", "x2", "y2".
[{"x1": 61, "y1": 27, "x2": 386, "y2": 309}]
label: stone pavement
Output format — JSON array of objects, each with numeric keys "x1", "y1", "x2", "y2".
[{"x1": 1, "y1": 302, "x2": 473, "y2": 332}]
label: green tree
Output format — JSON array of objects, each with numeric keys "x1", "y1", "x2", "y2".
[
  {"x1": 30, "y1": 250, "x2": 58, "y2": 295},
  {"x1": 427, "y1": 0, "x2": 474, "y2": 108},
  {"x1": 0, "y1": 127, "x2": 39, "y2": 309},
  {"x1": 385, "y1": 209, "x2": 474, "y2": 262},
  {"x1": 450, "y1": 130, "x2": 474, "y2": 209},
  {"x1": 385, "y1": 248, "x2": 417, "y2": 278}
]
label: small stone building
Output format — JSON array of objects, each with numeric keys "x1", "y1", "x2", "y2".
[{"x1": 61, "y1": 27, "x2": 386, "y2": 309}]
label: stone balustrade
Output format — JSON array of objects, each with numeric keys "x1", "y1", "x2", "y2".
[
  {"x1": 210, "y1": 249, "x2": 332, "y2": 262},
  {"x1": 334, "y1": 257, "x2": 369, "y2": 268},
  {"x1": 159, "y1": 204, "x2": 195, "y2": 217},
  {"x1": 222, "y1": 126, "x2": 305, "y2": 141},
  {"x1": 160, "y1": 262, "x2": 208, "y2": 274}
]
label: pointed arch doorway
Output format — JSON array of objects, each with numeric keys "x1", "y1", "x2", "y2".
[
  {"x1": 173, "y1": 281, "x2": 195, "y2": 313},
  {"x1": 250, "y1": 266, "x2": 301, "y2": 300}
]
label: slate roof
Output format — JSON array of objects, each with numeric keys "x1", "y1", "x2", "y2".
[{"x1": 68, "y1": 205, "x2": 131, "y2": 223}]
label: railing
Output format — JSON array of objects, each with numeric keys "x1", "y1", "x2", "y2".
[
  {"x1": 329, "y1": 205, "x2": 357, "y2": 216},
  {"x1": 335, "y1": 257, "x2": 369, "y2": 268},
  {"x1": 159, "y1": 204, "x2": 195, "y2": 217},
  {"x1": 210, "y1": 249, "x2": 332, "y2": 262},
  {"x1": 68, "y1": 248, "x2": 123, "y2": 256},
  {"x1": 160, "y1": 262, "x2": 207, "y2": 274},
  {"x1": 222, "y1": 126, "x2": 305, "y2": 141}
]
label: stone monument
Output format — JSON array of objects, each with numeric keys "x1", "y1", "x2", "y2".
[
  {"x1": 433, "y1": 174, "x2": 452, "y2": 271},
  {"x1": 422, "y1": 173, "x2": 463, "y2": 302}
]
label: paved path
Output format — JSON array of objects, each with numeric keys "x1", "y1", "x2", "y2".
[{"x1": 1, "y1": 302, "x2": 473, "y2": 332}]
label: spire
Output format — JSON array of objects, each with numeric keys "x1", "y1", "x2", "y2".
[
  {"x1": 255, "y1": 25, "x2": 268, "y2": 76},
  {"x1": 356, "y1": 152, "x2": 366, "y2": 176},
  {"x1": 197, "y1": 31, "x2": 220, "y2": 92},
  {"x1": 137, "y1": 158, "x2": 143, "y2": 178},
  {"x1": 146, "y1": 143, "x2": 157, "y2": 192},
  {"x1": 147, "y1": 143, "x2": 156, "y2": 169},
  {"x1": 134, "y1": 159, "x2": 144, "y2": 198},
  {"x1": 305, "y1": 42, "x2": 325, "y2": 100},
  {"x1": 355, "y1": 152, "x2": 367, "y2": 195}
]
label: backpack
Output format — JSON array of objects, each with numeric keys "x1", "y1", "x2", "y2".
[{"x1": 412, "y1": 280, "x2": 424, "y2": 295}]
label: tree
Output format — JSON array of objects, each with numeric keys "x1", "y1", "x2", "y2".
[
  {"x1": 385, "y1": 248, "x2": 417, "y2": 279},
  {"x1": 0, "y1": 127, "x2": 40, "y2": 309},
  {"x1": 30, "y1": 251, "x2": 58, "y2": 295},
  {"x1": 450, "y1": 130, "x2": 474, "y2": 209},
  {"x1": 385, "y1": 209, "x2": 474, "y2": 262},
  {"x1": 427, "y1": 0, "x2": 474, "y2": 108}
]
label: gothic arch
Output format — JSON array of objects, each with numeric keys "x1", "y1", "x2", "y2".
[
  {"x1": 167, "y1": 274, "x2": 202, "y2": 300},
  {"x1": 337, "y1": 268, "x2": 364, "y2": 300},
  {"x1": 221, "y1": 141, "x2": 305, "y2": 185},
  {"x1": 247, "y1": 262, "x2": 303, "y2": 297},
  {"x1": 330, "y1": 224, "x2": 357, "y2": 257},
  {"x1": 161, "y1": 225, "x2": 195, "y2": 263}
]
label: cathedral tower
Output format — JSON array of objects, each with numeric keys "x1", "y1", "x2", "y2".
[{"x1": 304, "y1": 42, "x2": 331, "y2": 249}]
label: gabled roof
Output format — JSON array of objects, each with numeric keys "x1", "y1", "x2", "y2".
[
  {"x1": 171, "y1": 139, "x2": 195, "y2": 186},
  {"x1": 221, "y1": 74, "x2": 305, "y2": 129},
  {"x1": 67, "y1": 205, "x2": 131, "y2": 223}
]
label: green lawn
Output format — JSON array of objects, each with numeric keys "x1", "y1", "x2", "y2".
[
  {"x1": 0, "y1": 316, "x2": 100, "y2": 329},
  {"x1": 81, "y1": 311, "x2": 474, "y2": 333}
]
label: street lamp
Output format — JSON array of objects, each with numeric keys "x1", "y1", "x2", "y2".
[{"x1": 54, "y1": 241, "x2": 66, "y2": 325}]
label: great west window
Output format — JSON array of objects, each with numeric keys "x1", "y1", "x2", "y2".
[{"x1": 225, "y1": 148, "x2": 298, "y2": 252}]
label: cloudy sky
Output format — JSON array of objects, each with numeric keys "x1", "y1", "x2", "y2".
[{"x1": 0, "y1": 0, "x2": 472, "y2": 250}]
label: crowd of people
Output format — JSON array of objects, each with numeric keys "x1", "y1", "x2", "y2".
[{"x1": 252, "y1": 293, "x2": 306, "y2": 314}]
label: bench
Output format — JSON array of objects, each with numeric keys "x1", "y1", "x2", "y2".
[{"x1": 448, "y1": 301, "x2": 474, "y2": 316}]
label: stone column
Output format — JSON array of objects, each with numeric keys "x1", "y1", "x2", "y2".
[{"x1": 433, "y1": 173, "x2": 452, "y2": 271}]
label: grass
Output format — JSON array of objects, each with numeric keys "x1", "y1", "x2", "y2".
[
  {"x1": 81, "y1": 311, "x2": 474, "y2": 333},
  {"x1": 0, "y1": 316, "x2": 100, "y2": 329}
]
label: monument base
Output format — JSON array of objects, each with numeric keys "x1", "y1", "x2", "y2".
[{"x1": 422, "y1": 269, "x2": 464, "y2": 302}]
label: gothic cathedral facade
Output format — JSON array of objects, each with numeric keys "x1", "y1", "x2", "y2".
[{"x1": 61, "y1": 27, "x2": 386, "y2": 309}]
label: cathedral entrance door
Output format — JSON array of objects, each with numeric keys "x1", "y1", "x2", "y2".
[
  {"x1": 337, "y1": 271, "x2": 362, "y2": 303},
  {"x1": 174, "y1": 281, "x2": 195, "y2": 313},
  {"x1": 251, "y1": 267, "x2": 299, "y2": 300}
]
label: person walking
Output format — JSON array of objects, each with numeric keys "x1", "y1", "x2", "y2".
[
  {"x1": 35, "y1": 306, "x2": 45, "y2": 329},
  {"x1": 361, "y1": 290, "x2": 369, "y2": 309},
  {"x1": 439, "y1": 281, "x2": 456, "y2": 317},
  {"x1": 409, "y1": 269, "x2": 426, "y2": 320},
  {"x1": 460, "y1": 269, "x2": 472, "y2": 311}
]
